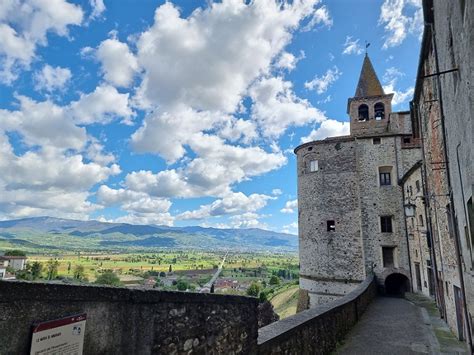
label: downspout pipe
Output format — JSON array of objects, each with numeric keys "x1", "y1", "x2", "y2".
[
  {"x1": 430, "y1": 22, "x2": 473, "y2": 351},
  {"x1": 413, "y1": 100, "x2": 442, "y2": 314}
]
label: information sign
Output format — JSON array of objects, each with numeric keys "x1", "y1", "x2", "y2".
[{"x1": 30, "y1": 313, "x2": 87, "y2": 355}]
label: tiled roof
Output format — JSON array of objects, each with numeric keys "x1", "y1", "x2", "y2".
[
  {"x1": 354, "y1": 54, "x2": 384, "y2": 97},
  {"x1": 0, "y1": 256, "x2": 27, "y2": 260}
]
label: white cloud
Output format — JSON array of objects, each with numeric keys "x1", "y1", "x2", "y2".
[
  {"x1": 379, "y1": 0, "x2": 423, "y2": 49},
  {"x1": 382, "y1": 67, "x2": 414, "y2": 106},
  {"x1": 276, "y1": 50, "x2": 305, "y2": 71},
  {"x1": 301, "y1": 119, "x2": 350, "y2": 143},
  {"x1": 0, "y1": 96, "x2": 87, "y2": 151},
  {"x1": 342, "y1": 36, "x2": 363, "y2": 55},
  {"x1": 134, "y1": 0, "x2": 320, "y2": 112},
  {"x1": 305, "y1": 66, "x2": 341, "y2": 94},
  {"x1": 302, "y1": 5, "x2": 333, "y2": 31},
  {"x1": 89, "y1": 0, "x2": 106, "y2": 20},
  {"x1": 177, "y1": 192, "x2": 273, "y2": 220},
  {"x1": 282, "y1": 222, "x2": 298, "y2": 234},
  {"x1": 230, "y1": 212, "x2": 268, "y2": 230},
  {"x1": 383, "y1": 81, "x2": 414, "y2": 106},
  {"x1": 0, "y1": 0, "x2": 83, "y2": 83},
  {"x1": 96, "y1": 38, "x2": 139, "y2": 87},
  {"x1": 69, "y1": 85, "x2": 134, "y2": 125},
  {"x1": 250, "y1": 76, "x2": 326, "y2": 138},
  {"x1": 34, "y1": 64, "x2": 72, "y2": 92},
  {"x1": 281, "y1": 199, "x2": 298, "y2": 214},
  {"x1": 0, "y1": 132, "x2": 119, "y2": 220},
  {"x1": 126, "y1": 134, "x2": 286, "y2": 199},
  {"x1": 272, "y1": 189, "x2": 282, "y2": 196}
]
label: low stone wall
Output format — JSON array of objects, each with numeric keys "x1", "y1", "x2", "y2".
[
  {"x1": 0, "y1": 281, "x2": 258, "y2": 355},
  {"x1": 257, "y1": 275, "x2": 377, "y2": 354}
]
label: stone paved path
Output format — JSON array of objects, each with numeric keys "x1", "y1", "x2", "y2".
[{"x1": 337, "y1": 295, "x2": 468, "y2": 355}]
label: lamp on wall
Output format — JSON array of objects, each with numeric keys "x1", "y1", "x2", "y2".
[{"x1": 404, "y1": 202, "x2": 416, "y2": 217}]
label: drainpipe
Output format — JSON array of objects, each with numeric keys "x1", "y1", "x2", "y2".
[
  {"x1": 456, "y1": 143, "x2": 473, "y2": 265},
  {"x1": 430, "y1": 23, "x2": 473, "y2": 351},
  {"x1": 414, "y1": 100, "x2": 443, "y2": 315}
]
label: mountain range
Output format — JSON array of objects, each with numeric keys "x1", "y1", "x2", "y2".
[{"x1": 0, "y1": 217, "x2": 298, "y2": 252}]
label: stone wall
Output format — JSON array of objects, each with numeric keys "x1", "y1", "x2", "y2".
[
  {"x1": 296, "y1": 137, "x2": 366, "y2": 307},
  {"x1": 257, "y1": 276, "x2": 377, "y2": 355},
  {"x1": 0, "y1": 281, "x2": 258, "y2": 355}
]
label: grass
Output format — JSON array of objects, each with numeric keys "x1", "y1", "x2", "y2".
[{"x1": 270, "y1": 284, "x2": 299, "y2": 319}]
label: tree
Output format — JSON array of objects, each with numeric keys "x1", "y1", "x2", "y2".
[
  {"x1": 210, "y1": 283, "x2": 215, "y2": 293},
  {"x1": 73, "y1": 265, "x2": 86, "y2": 280},
  {"x1": 67, "y1": 262, "x2": 71, "y2": 273},
  {"x1": 269, "y1": 275, "x2": 280, "y2": 285},
  {"x1": 246, "y1": 282, "x2": 261, "y2": 297},
  {"x1": 169, "y1": 264, "x2": 172, "y2": 273},
  {"x1": 159, "y1": 271, "x2": 166, "y2": 277},
  {"x1": 95, "y1": 271, "x2": 122, "y2": 286},
  {"x1": 46, "y1": 259, "x2": 59, "y2": 280},
  {"x1": 30, "y1": 262, "x2": 43, "y2": 280},
  {"x1": 4, "y1": 250, "x2": 26, "y2": 256},
  {"x1": 259, "y1": 291, "x2": 268, "y2": 302}
]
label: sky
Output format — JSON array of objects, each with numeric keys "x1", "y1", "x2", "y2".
[{"x1": 0, "y1": 0, "x2": 423, "y2": 233}]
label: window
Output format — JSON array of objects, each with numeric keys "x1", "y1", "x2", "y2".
[
  {"x1": 415, "y1": 180, "x2": 421, "y2": 192},
  {"x1": 380, "y1": 172, "x2": 391, "y2": 186},
  {"x1": 382, "y1": 247, "x2": 395, "y2": 267},
  {"x1": 327, "y1": 220, "x2": 335, "y2": 232},
  {"x1": 379, "y1": 166, "x2": 392, "y2": 186},
  {"x1": 374, "y1": 102, "x2": 385, "y2": 120},
  {"x1": 358, "y1": 104, "x2": 369, "y2": 121},
  {"x1": 418, "y1": 214, "x2": 424, "y2": 227},
  {"x1": 381, "y1": 216, "x2": 393, "y2": 233},
  {"x1": 373, "y1": 137, "x2": 381, "y2": 145},
  {"x1": 409, "y1": 186, "x2": 413, "y2": 196},
  {"x1": 403, "y1": 137, "x2": 411, "y2": 144},
  {"x1": 309, "y1": 160, "x2": 318, "y2": 172}
]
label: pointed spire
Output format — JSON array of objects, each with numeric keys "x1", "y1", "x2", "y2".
[{"x1": 354, "y1": 54, "x2": 384, "y2": 97}]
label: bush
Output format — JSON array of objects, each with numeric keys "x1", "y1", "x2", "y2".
[
  {"x1": 246, "y1": 282, "x2": 261, "y2": 297},
  {"x1": 4, "y1": 250, "x2": 26, "y2": 256},
  {"x1": 269, "y1": 275, "x2": 280, "y2": 285},
  {"x1": 95, "y1": 271, "x2": 122, "y2": 286},
  {"x1": 176, "y1": 279, "x2": 189, "y2": 291}
]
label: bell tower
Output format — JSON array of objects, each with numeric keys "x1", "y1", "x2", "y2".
[{"x1": 347, "y1": 54, "x2": 394, "y2": 137}]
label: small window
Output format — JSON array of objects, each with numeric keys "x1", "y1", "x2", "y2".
[
  {"x1": 380, "y1": 172, "x2": 391, "y2": 186},
  {"x1": 409, "y1": 186, "x2": 413, "y2": 196},
  {"x1": 358, "y1": 104, "x2": 369, "y2": 121},
  {"x1": 415, "y1": 180, "x2": 421, "y2": 192},
  {"x1": 374, "y1": 102, "x2": 385, "y2": 120},
  {"x1": 419, "y1": 214, "x2": 424, "y2": 227},
  {"x1": 382, "y1": 247, "x2": 395, "y2": 267},
  {"x1": 379, "y1": 166, "x2": 392, "y2": 186},
  {"x1": 373, "y1": 137, "x2": 381, "y2": 145},
  {"x1": 309, "y1": 160, "x2": 318, "y2": 172},
  {"x1": 327, "y1": 220, "x2": 335, "y2": 231},
  {"x1": 381, "y1": 216, "x2": 393, "y2": 233},
  {"x1": 403, "y1": 137, "x2": 411, "y2": 144}
]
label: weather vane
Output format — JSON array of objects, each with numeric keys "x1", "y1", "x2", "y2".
[{"x1": 365, "y1": 40, "x2": 371, "y2": 54}]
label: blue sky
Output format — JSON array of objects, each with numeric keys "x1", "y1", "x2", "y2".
[{"x1": 0, "y1": 0, "x2": 422, "y2": 233}]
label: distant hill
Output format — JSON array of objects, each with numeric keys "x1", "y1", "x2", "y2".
[{"x1": 0, "y1": 217, "x2": 298, "y2": 252}]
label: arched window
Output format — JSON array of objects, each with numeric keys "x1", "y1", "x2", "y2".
[
  {"x1": 374, "y1": 102, "x2": 385, "y2": 120},
  {"x1": 358, "y1": 104, "x2": 369, "y2": 121}
]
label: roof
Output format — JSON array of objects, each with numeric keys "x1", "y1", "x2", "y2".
[
  {"x1": 0, "y1": 256, "x2": 27, "y2": 260},
  {"x1": 354, "y1": 54, "x2": 385, "y2": 98}
]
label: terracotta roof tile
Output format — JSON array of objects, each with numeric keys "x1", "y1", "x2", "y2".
[{"x1": 355, "y1": 54, "x2": 384, "y2": 97}]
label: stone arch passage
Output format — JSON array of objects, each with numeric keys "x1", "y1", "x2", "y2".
[{"x1": 384, "y1": 273, "x2": 410, "y2": 296}]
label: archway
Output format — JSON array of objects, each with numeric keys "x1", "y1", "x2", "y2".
[{"x1": 384, "y1": 273, "x2": 409, "y2": 296}]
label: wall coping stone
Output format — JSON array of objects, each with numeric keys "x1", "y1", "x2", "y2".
[
  {"x1": 257, "y1": 275, "x2": 375, "y2": 346},
  {"x1": 0, "y1": 280, "x2": 257, "y2": 305}
]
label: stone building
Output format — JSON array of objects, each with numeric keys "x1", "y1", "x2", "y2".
[
  {"x1": 405, "y1": 0, "x2": 473, "y2": 347},
  {"x1": 295, "y1": 54, "x2": 420, "y2": 308}
]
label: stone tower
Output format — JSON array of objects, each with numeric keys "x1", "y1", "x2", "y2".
[{"x1": 295, "y1": 54, "x2": 420, "y2": 309}]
